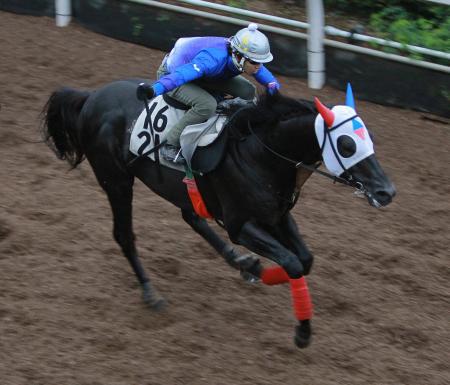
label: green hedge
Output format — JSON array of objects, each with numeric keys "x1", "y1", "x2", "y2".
[
  {"x1": 324, "y1": 0, "x2": 449, "y2": 58},
  {"x1": 369, "y1": 6, "x2": 449, "y2": 58}
]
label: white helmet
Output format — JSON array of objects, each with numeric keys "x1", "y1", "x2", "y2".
[{"x1": 229, "y1": 23, "x2": 273, "y2": 71}]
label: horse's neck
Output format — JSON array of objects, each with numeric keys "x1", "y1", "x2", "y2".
[
  {"x1": 236, "y1": 113, "x2": 320, "y2": 196},
  {"x1": 271, "y1": 114, "x2": 321, "y2": 165}
]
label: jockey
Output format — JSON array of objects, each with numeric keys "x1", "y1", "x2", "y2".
[{"x1": 136, "y1": 23, "x2": 280, "y2": 164}]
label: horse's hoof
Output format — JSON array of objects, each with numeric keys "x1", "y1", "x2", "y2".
[
  {"x1": 236, "y1": 254, "x2": 262, "y2": 283},
  {"x1": 142, "y1": 283, "x2": 167, "y2": 311},
  {"x1": 240, "y1": 270, "x2": 260, "y2": 283},
  {"x1": 143, "y1": 292, "x2": 167, "y2": 311},
  {"x1": 294, "y1": 321, "x2": 312, "y2": 348},
  {"x1": 148, "y1": 297, "x2": 167, "y2": 311}
]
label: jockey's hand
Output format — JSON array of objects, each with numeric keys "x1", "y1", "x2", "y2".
[
  {"x1": 266, "y1": 80, "x2": 280, "y2": 95},
  {"x1": 136, "y1": 83, "x2": 155, "y2": 100}
]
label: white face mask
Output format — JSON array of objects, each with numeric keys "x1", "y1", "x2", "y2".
[{"x1": 314, "y1": 105, "x2": 374, "y2": 176}]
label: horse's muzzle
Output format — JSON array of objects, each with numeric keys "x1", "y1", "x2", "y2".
[{"x1": 367, "y1": 182, "x2": 396, "y2": 208}]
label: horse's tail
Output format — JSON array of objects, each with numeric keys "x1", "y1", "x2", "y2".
[{"x1": 41, "y1": 87, "x2": 90, "y2": 168}]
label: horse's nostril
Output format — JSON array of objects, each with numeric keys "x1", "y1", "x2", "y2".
[{"x1": 375, "y1": 190, "x2": 394, "y2": 205}]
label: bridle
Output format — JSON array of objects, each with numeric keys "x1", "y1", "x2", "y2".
[{"x1": 247, "y1": 119, "x2": 367, "y2": 194}]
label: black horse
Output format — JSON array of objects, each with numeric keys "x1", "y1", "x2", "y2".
[{"x1": 42, "y1": 79, "x2": 395, "y2": 348}]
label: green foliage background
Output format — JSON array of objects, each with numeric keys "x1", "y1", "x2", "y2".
[{"x1": 324, "y1": 0, "x2": 449, "y2": 58}]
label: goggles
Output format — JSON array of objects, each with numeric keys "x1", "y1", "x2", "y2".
[{"x1": 246, "y1": 58, "x2": 261, "y2": 65}]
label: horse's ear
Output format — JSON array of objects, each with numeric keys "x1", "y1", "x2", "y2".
[
  {"x1": 314, "y1": 97, "x2": 335, "y2": 127},
  {"x1": 345, "y1": 82, "x2": 356, "y2": 110}
]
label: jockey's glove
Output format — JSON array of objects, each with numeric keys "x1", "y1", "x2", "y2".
[
  {"x1": 136, "y1": 83, "x2": 155, "y2": 100},
  {"x1": 266, "y1": 80, "x2": 280, "y2": 95}
]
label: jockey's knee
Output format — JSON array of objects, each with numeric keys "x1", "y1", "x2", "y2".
[
  {"x1": 240, "y1": 83, "x2": 256, "y2": 101},
  {"x1": 192, "y1": 98, "x2": 217, "y2": 119}
]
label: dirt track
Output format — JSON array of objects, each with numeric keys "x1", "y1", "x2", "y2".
[{"x1": 0, "y1": 10, "x2": 449, "y2": 385}]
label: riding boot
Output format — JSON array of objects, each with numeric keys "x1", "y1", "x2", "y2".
[{"x1": 160, "y1": 144, "x2": 186, "y2": 164}]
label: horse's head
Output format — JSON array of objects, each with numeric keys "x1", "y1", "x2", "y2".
[{"x1": 314, "y1": 84, "x2": 396, "y2": 208}]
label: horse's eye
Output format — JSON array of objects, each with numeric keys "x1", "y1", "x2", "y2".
[{"x1": 337, "y1": 135, "x2": 356, "y2": 158}]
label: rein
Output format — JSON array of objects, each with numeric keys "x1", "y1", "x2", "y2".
[{"x1": 246, "y1": 121, "x2": 364, "y2": 192}]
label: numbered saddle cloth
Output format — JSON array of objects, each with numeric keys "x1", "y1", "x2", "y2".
[{"x1": 129, "y1": 95, "x2": 227, "y2": 170}]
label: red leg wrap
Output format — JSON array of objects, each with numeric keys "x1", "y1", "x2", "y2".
[
  {"x1": 289, "y1": 277, "x2": 313, "y2": 320},
  {"x1": 261, "y1": 266, "x2": 290, "y2": 285}
]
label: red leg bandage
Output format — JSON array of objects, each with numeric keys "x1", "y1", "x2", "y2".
[
  {"x1": 260, "y1": 266, "x2": 290, "y2": 285},
  {"x1": 289, "y1": 277, "x2": 313, "y2": 321}
]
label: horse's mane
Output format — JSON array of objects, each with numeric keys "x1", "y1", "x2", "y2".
[{"x1": 226, "y1": 92, "x2": 316, "y2": 137}]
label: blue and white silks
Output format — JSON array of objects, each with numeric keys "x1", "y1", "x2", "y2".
[{"x1": 152, "y1": 36, "x2": 278, "y2": 96}]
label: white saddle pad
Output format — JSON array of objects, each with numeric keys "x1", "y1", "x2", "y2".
[{"x1": 129, "y1": 95, "x2": 227, "y2": 169}]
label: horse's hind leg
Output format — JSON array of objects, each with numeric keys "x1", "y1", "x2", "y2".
[
  {"x1": 92, "y1": 163, "x2": 166, "y2": 309},
  {"x1": 181, "y1": 209, "x2": 261, "y2": 281}
]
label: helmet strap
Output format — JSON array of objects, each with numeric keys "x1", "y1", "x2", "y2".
[{"x1": 232, "y1": 51, "x2": 245, "y2": 72}]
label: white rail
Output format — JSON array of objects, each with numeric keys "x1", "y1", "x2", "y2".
[
  {"x1": 324, "y1": 26, "x2": 450, "y2": 61},
  {"x1": 128, "y1": 0, "x2": 450, "y2": 73},
  {"x1": 54, "y1": 0, "x2": 449, "y2": 63},
  {"x1": 176, "y1": 0, "x2": 309, "y2": 29},
  {"x1": 306, "y1": 0, "x2": 325, "y2": 89},
  {"x1": 55, "y1": 0, "x2": 71, "y2": 27},
  {"x1": 426, "y1": 0, "x2": 450, "y2": 5},
  {"x1": 172, "y1": 0, "x2": 450, "y2": 61}
]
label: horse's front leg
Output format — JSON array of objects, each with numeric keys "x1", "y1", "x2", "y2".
[
  {"x1": 276, "y1": 212, "x2": 314, "y2": 275},
  {"x1": 232, "y1": 220, "x2": 312, "y2": 348},
  {"x1": 233, "y1": 221, "x2": 304, "y2": 277},
  {"x1": 181, "y1": 209, "x2": 261, "y2": 281},
  {"x1": 276, "y1": 213, "x2": 314, "y2": 348}
]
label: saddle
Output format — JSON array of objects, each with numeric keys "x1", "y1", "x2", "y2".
[{"x1": 129, "y1": 95, "x2": 253, "y2": 173}]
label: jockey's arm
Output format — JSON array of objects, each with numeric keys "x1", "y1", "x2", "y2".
[
  {"x1": 152, "y1": 51, "x2": 220, "y2": 96},
  {"x1": 253, "y1": 66, "x2": 280, "y2": 94}
]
